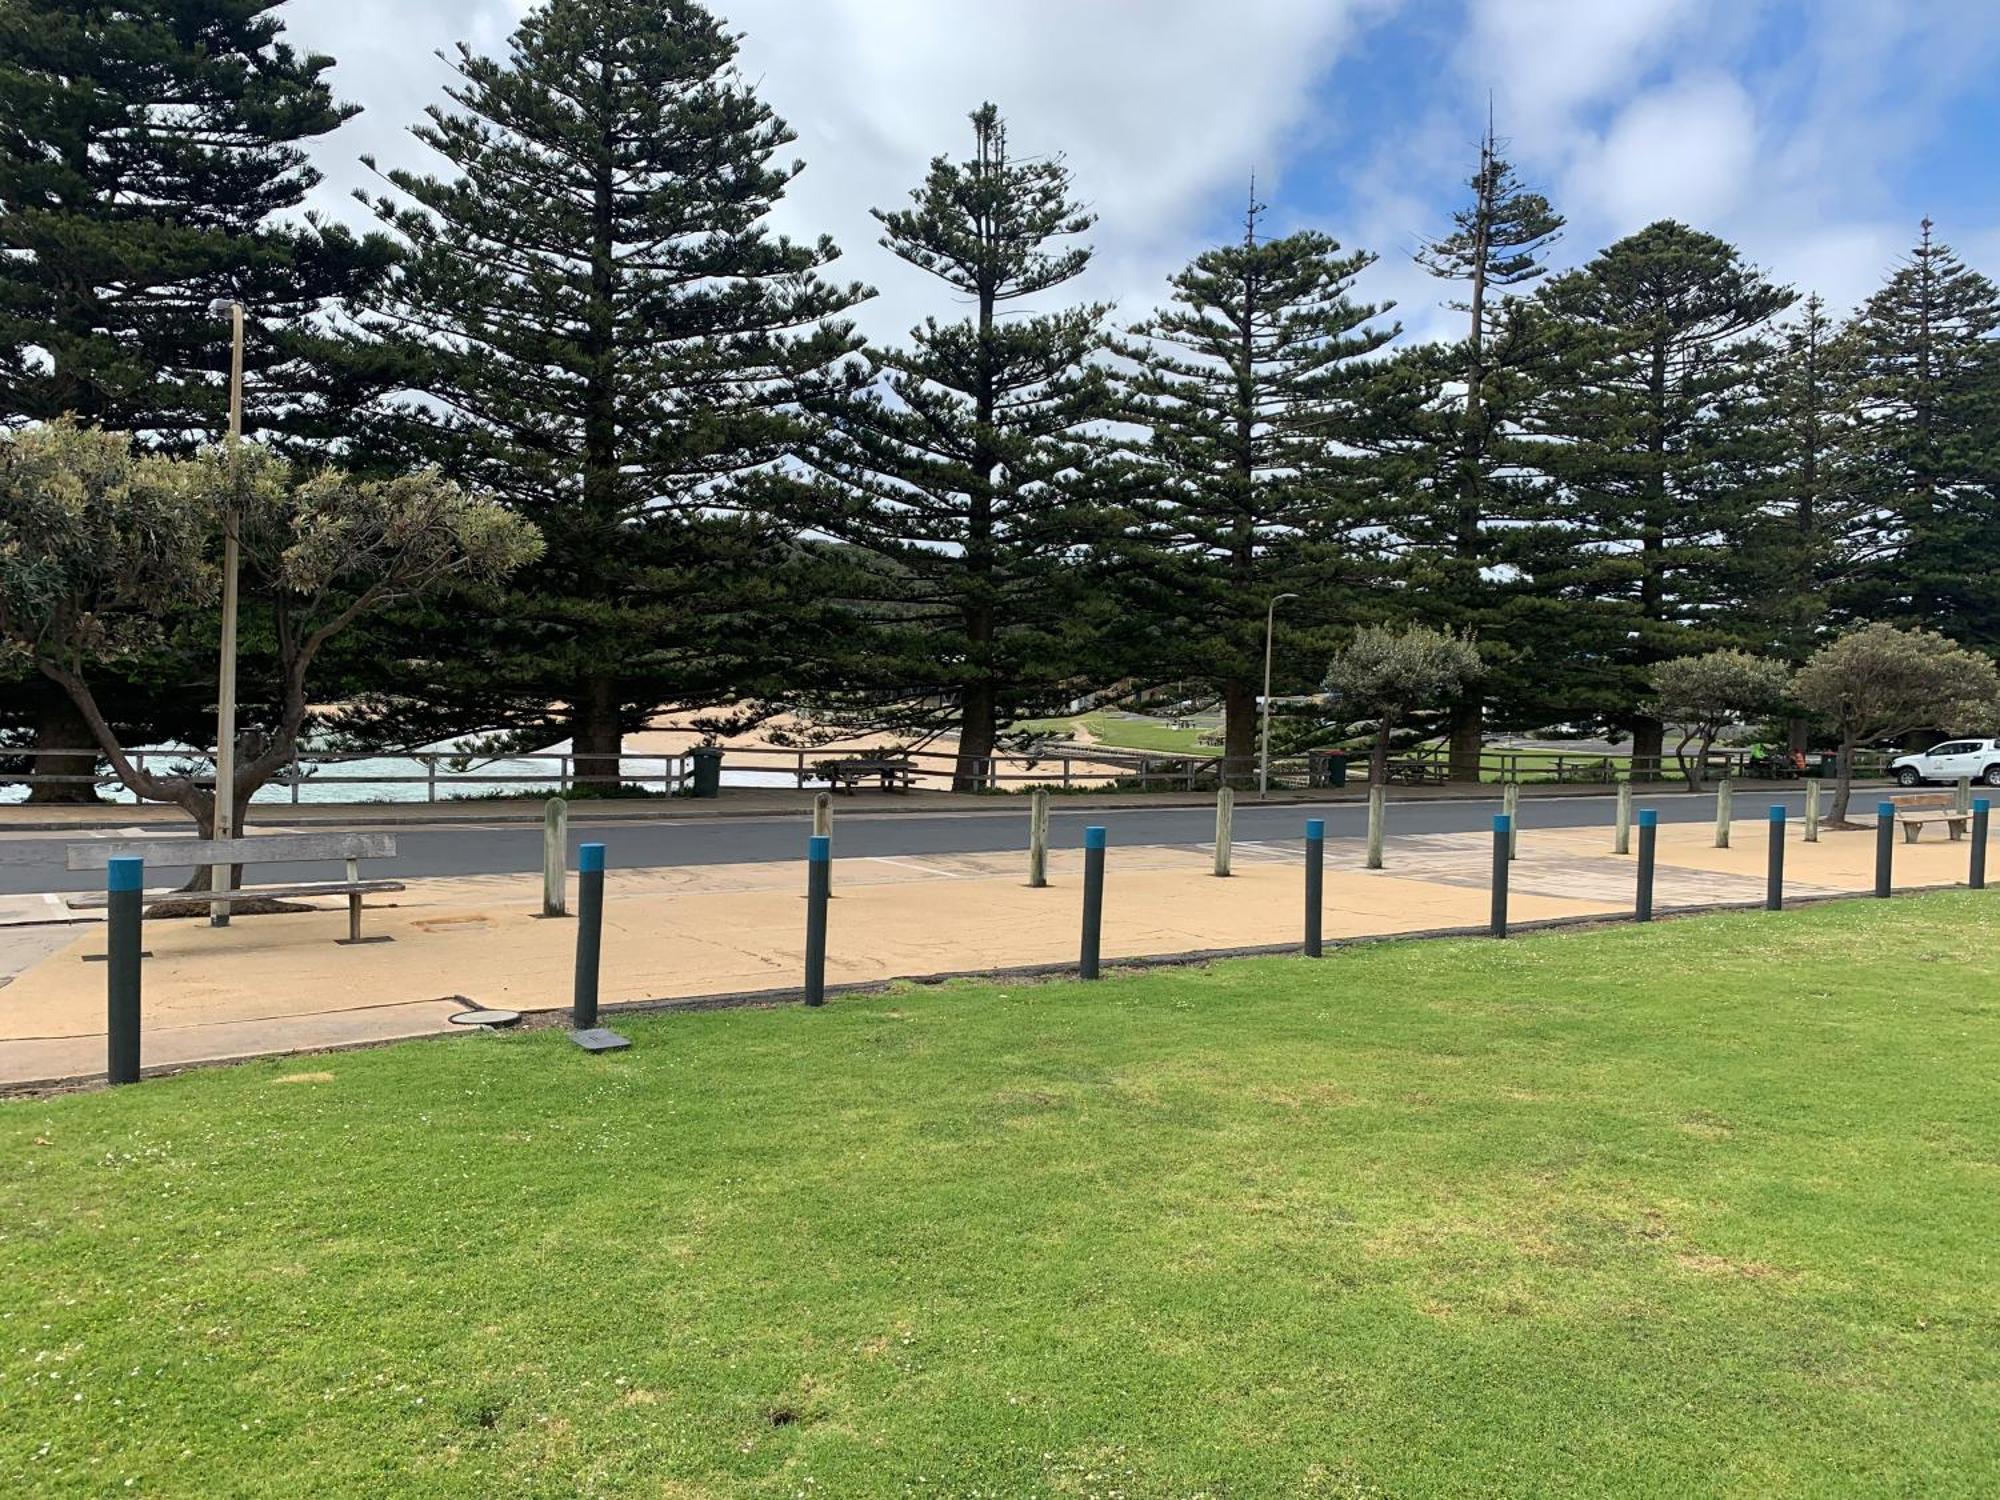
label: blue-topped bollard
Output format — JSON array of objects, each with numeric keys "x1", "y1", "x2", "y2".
[
  {"x1": 804, "y1": 834, "x2": 830, "y2": 1006},
  {"x1": 1876, "y1": 801, "x2": 1895, "y2": 898},
  {"x1": 1973, "y1": 799, "x2": 1990, "y2": 890},
  {"x1": 1080, "y1": 825, "x2": 1107, "y2": 979},
  {"x1": 1490, "y1": 814, "x2": 1510, "y2": 938},
  {"x1": 106, "y1": 856, "x2": 143, "y2": 1085},
  {"x1": 1636, "y1": 808, "x2": 1657, "y2": 922},
  {"x1": 1767, "y1": 804, "x2": 1786, "y2": 911},
  {"x1": 1304, "y1": 818, "x2": 1324, "y2": 958},
  {"x1": 572, "y1": 842, "x2": 605, "y2": 1028}
]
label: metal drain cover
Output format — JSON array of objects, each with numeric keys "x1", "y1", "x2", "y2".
[{"x1": 449, "y1": 1008, "x2": 521, "y2": 1028}]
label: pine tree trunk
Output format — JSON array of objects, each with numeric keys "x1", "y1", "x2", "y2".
[
  {"x1": 1446, "y1": 698, "x2": 1483, "y2": 784},
  {"x1": 1631, "y1": 717, "x2": 1665, "y2": 781},
  {"x1": 954, "y1": 680, "x2": 997, "y2": 792},
  {"x1": 570, "y1": 676, "x2": 622, "y2": 790},
  {"x1": 25, "y1": 683, "x2": 102, "y2": 804},
  {"x1": 1222, "y1": 679, "x2": 1257, "y2": 787}
]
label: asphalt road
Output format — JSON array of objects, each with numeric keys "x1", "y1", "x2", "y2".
[{"x1": 0, "y1": 786, "x2": 1834, "y2": 896}]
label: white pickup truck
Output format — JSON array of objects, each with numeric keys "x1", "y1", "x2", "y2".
[{"x1": 1890, "y1": 738, "x2": 2000, "y2": 787}]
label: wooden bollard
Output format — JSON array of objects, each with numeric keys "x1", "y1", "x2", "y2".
[
  {"x1": 1214, "y1": 787, "x2": 1233, "y2": 877},
  {"x1": 1502, "y1": 781, "x2": 1519, "y2": 860},
  {"x1": 1804, "y1": 779, "x2": 1820, "y2": 843},
  {"x1": 1614, "y1": 781, "x2": 1632, "y2": 855},
  {"x1": 1714, "y1": 778, "x2": 1733, "y2": 849},
  {"x1": 1028, "y1": 788, "x2": 1049, "y2": 888},
  {"x1": 541, "y1": 797, "x2": 568, "y2": 917},
  {"x1": 813, "y1": 791, "x2": 832, "y2": 894},
  {"x1": 1366, "y1": 785, "x2": 1385, "y2": 870}
]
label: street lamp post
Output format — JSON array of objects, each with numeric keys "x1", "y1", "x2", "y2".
[
  {"x1": 209, "y1": 299, "x2": 244, "y2": 926},
  {"x1": 1259, "y1": 592, "x2": 1299, "y2": 797}
]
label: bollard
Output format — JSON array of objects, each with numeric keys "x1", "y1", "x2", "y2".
[
  {"x1": 804, "y1": 834, "x2": 830, "y2": 1006},
  {"x1": 813, "y1": 791, "x2": 833, "y2": 895},
  {"x1": 106, "y1": 856, "x2": 143, "y2": 1085},
  {"x1": 1502, "y1": 781, "x2": 1519, "y2": 860},
  {"x1": 1714, "y1": 777, "x2": 1733, "y2": 848},
  {"x1": 1614, "y1": 781, "x2": 1632, "y2": 855},
  {"x1": 1804, "y1": 778, "x2": 1820, "y2": 843},
  {"x1": 1490, "y1": 814, "x2": 1510, "y2": 938},
  {"x1": 1304, "y1": 818, "x2": 1324, "y2": 958},
  {"x1": 1214, "y1": 787, "x2": 1234, "y2": 877},
  {"x1": 572, "y1": 842, "x2": 605, "y2": 1029},
  {"x1": 1366, "y1": 785, "x2": 1385, "y2": 870},
  {"x1": 1636, "y1": 809, "x2": 1658, "y2": 922},
  {"x1": 541, "y1": 797, "x2": 569, "y2": 917},
  {"x1": 1080, "y1": 825, "x2": 1106, "y2": 980},
  {"x1": 1766, "y1": 805, "x2": 1786, "y2": 911},
  {"x1": 1973, "y1": 799, "x2": 1990, "y2": 890},
  {"x1": 1956, "y1": 776, "x2": 1973, "y2": 816},
  {"x1": 1875, "y1": 801, "x2": 1894, "y2": 898},
  {"x1": 1028, "y1": 788, "x2": 1049, "y2": 888}
]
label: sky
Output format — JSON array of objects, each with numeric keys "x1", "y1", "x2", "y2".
[{"x1": 285, "y1": 0, "x2": 2000, "y2": 347}]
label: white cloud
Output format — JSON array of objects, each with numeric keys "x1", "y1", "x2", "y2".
[{"x1": 1566, "y1": 74, "x2": 1758, "y2": 234}]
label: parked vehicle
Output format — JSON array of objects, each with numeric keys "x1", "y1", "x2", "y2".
[{"x1": 1890, "y1": 738, "x2": 2000, "y2": 787}]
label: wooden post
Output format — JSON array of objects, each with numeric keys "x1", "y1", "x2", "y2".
[
  {"x1": 1213, "y1": 787, "x2": 1233, "y2": 877},
  {"x1": 1614, "y1": 781, "x2": 1632, "y2": 855},
  {"x1": 813, "y1": 791, "x2": 832, "y2": 894},
  {"x1": 1955, "y1": 776, "x2": 1972, "y2": 816},
  {"x1": 1502, "y1": 781, "x2": 1519, "y2": 860},
  {"x1": 1804, "y1": 778, "x2": 1821, "y2": 843},
  {"x1": 1366, "y1": 784, "x2": 1385, "y2": 870},
  {"x1": 1714, "y1": 777, "x2": 1733, "y2": 849},
  {"x1": 1028, "y1": 788, "x2": 1049, "y2": 888},
  {"x1": 541, "y1": 797, "x2": 568, "y2": 918}
]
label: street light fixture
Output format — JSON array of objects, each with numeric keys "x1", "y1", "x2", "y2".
[
  {"x1": 1260, "y1": 592, "x2": 1300, "y2": 797},
  {"x1": 208, "y1": 298, "x2": 244, "y2": 926}
]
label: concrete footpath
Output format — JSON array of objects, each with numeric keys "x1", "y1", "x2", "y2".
[{"x1": 0, "y1": 816, "x2": 1976, "y2": 1090}]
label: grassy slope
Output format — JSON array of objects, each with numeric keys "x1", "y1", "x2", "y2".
[
  {"x1": 4, "y1": 897, "x2": 1998, "y2": 1498},
  {"x1": 1017, "y1": 712, "x2": 1220, "y2": 757}
]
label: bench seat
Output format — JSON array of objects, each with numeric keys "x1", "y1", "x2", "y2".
[
  {"x1": 66, "y1": 879, "x2": 405, "y2": 910},
  {"x1": 1894, "y1": 808, "x2": 1969, "y2": 842}
]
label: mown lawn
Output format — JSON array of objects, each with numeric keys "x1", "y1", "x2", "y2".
[
  {"x1": 1017, "y1": 711, "x2": 1220, "y2": 757},
  {"x1": 4, "y1": 897, "x2": 1998, "y2": 1498}
]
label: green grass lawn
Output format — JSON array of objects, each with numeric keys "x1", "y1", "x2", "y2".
[
  {"x1": 5, "y1": 898, "x2": 1999, "y2": 1497},
  {"x1": 1017, "y1": 711, "x2": 1220, "y2": 757}
]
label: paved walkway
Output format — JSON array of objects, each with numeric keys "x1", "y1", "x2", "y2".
[{"x1": 0, "y1": 817, "x2": 1978, "y2": 1089}]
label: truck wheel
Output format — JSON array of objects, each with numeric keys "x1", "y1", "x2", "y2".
[
  {"x1": 1984, "y1": 764, "x2": 2000, "y2": 787},
  {"x1": 1897, "y1": 767, "x2": 1923, "y2": 787}
]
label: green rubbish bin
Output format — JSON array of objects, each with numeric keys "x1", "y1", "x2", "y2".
[
  {"x1": 1808, "y1": 751, "x2": 1837, "y2": 779},
  {"x1": 688, "y1": 746, "x2": 724, "y2": 798},
  {"x1": 1310, "y1": 749, "x2": 1349, "y2": 788}
]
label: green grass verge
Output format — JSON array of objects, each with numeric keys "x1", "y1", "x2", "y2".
[
  {"x1": 5, "y1": 896, "x2": 1999, "y2": 1496},
  {"x1": 1016, "y1": 711, "x2": 1220, "y2": 756}
]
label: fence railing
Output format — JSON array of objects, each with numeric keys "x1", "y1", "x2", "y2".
[{"x1": 0, "y1": 742, "x2": 1897, "y2": 804}]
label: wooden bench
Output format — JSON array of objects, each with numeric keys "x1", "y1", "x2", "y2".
[
  {"x1": 1884, "y1": 793, "x2": 1971, "y2": 843},
  {"x1": 65, "y1": 833, "x2": 404, "y2": 943},
  {"x1": 802, "y1": 756, "x2": 918, "y2": 793}
]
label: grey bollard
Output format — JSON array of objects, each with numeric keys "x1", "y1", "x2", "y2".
[
  {"x1": 1956, "y1": 776, "x2": 1973, "y2": 816},
  {"x1": 1635, "y1": 808, "x2": 1658, "y2": 921},
  {"x1": 1214, "y1": 787, "x2": 1234, "y2": 877},
  {"x1": 1766, "y1": 804, "x2": 1786, "y2": 911},
  {"x1": 1366, "y1": 785, "x2": 1385, "y2": 870},
  {"x1": 572, "y1": 842, "x2": 605, "y2": 1028},
  {"x1": 1805, "y1": 778, "x2": 1821, "y2": 843},
  {"x1": 1304, "y1": 818, "x2": 1324, "y2": 958},
  {"x1": 1614, "y1": 781, "x2": 1633, "y2": 855},
  {"x1": 1080, "y1": 825, "x2": 1106, "y2": 980},
  {"x1": 1028, "y1": 788, "x2": 1049, "y2": 888},
  {"x1": 804, "y1": 834, "x2": 830, "y2": 1005},
  {"x1": 1875, "y1": 801, "x2": 1894, "y2": 898},
  {"x1": 1973, "y1": 799, "x2": 1990, "y2": 890},
  {"x1": 106, "y1": 856, "x2": 143, "y2": 1085},
  {"x1": 1490, "y1": 814, "x2": 1510, "y2": 938},
  {"x1": 1502, "y1": 781, "x2": 1519, "y2": 859},
  {"x1": 541, "y1": 797, "x2": 568, "y2": 917},
  {"x1": 1714, "y1": 777, "x2": 1733, "y2": 848}
]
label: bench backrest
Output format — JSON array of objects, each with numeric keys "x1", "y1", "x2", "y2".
[
  {"x1": 66, "y1": 831, "x2": 397, "y2": 872},
  {"x1": 1888, "y1": 793, "x2": 1953, "y2": 812}
]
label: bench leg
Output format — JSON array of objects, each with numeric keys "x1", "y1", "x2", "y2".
[
  {"x1": 1904, "y1": 824, "x2": 1920, "y2": 844},
  {"x1": 335, "y1": 890, "x2": 394, "y2": 946}
]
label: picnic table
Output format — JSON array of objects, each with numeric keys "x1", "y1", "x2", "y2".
[{"x1": 801, "y1": 754, "x2": 918, "y2": 793}]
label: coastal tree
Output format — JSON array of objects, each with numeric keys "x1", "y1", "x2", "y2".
[
  {"x1": 0, "y1": 421, "x2": 539, "y2": 843},
  {"x1": 1646, "y1": 648, "x2": 1792, "y2": 792},
  {"x1": 1321, "y1": 624, "x2": 1484, "y2": 786}
]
